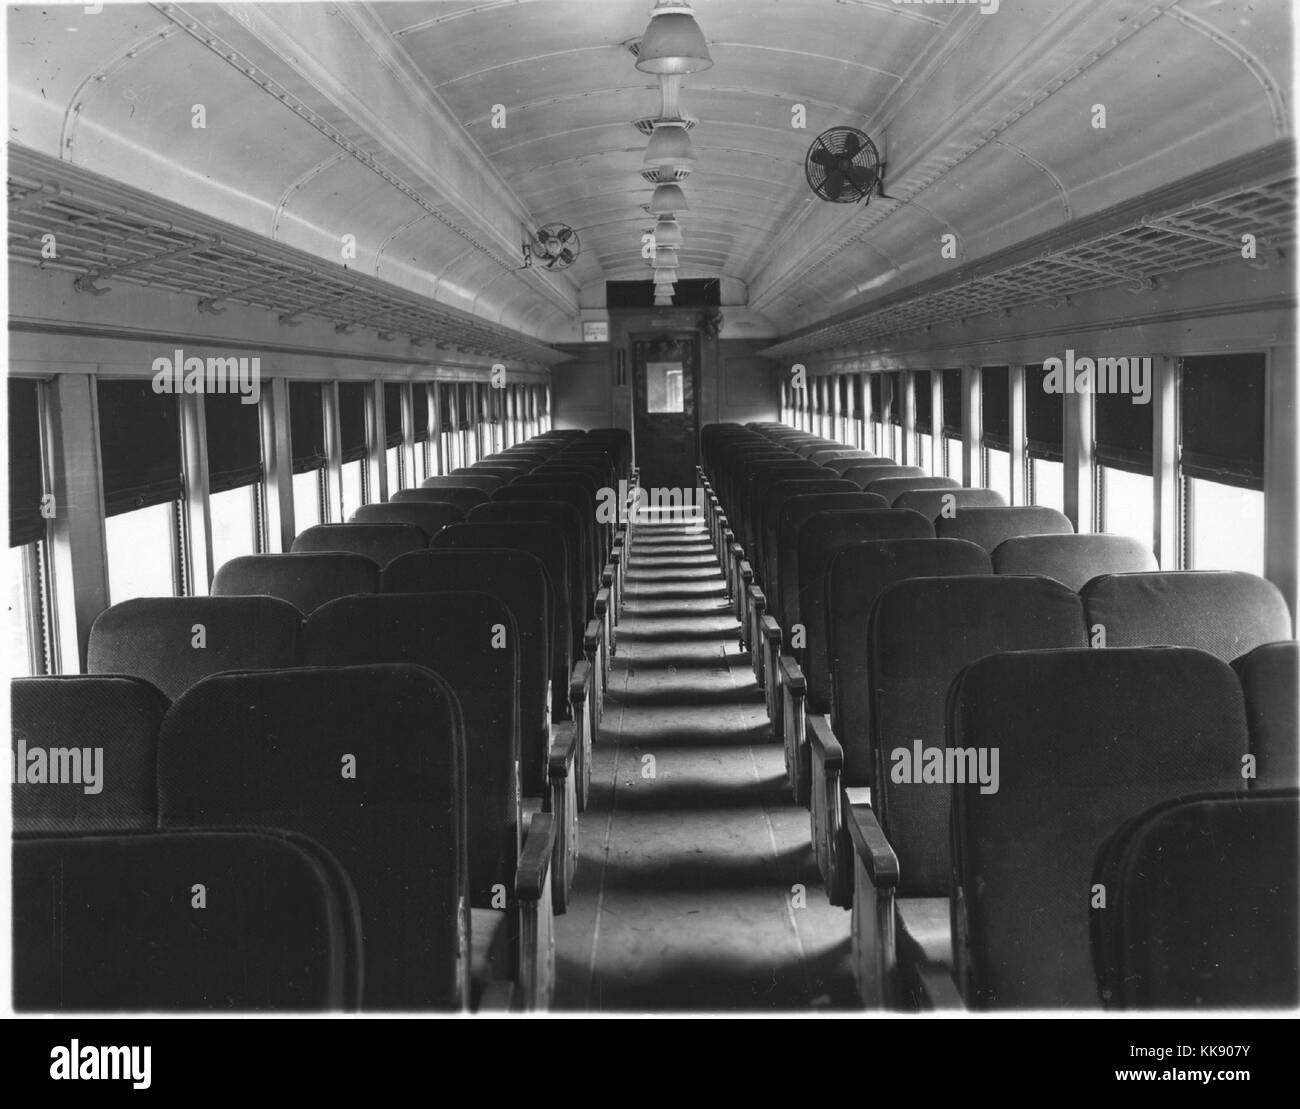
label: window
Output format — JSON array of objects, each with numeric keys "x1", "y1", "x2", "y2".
[
  {"x1": 341, "y1": 460, "x2": 365, "y2": 518},
  {"x1": 646, "y1": 361, "x2": 685, "y2": 413},
  {"x1": 1101, "y1": 466, "x2": 1154, "y2": 548},
  {"x1": 210, "y1": 485, "x2": 259, "y2": 572},
  {"x1": 837, "y1": 376, "x2": 852, "y2": 444},
  {"x1": 204, "y1": 391, "x2": 262, "y2": 572},
  {"x1": 984, "y1": 448, "x2": 1012, "y2": 502},
  {"x1": 1180, "y1": 354, "x2": 1267, "y2": 574},
  {"x1": 338, "y1": 383, "x2": 369, "y2": 513},
  {"x1": 945, "y1": 436, "x2": 962, "y2": 479},
  {"x1": 106, "y1": 501, "x2": 178, "y2": 602},
  {"x1": 1030, "y1": 459, "x2": 1065, "y2": 512},
  {"x1": 386, "y1": 446, "x2": 403, "y2": 493},
  {"x1": 293, "y1": 470, "x2": 322, "y2": 530},
  {"x1": 914, "y1": 372, "x2": 933, "y2": 473},
  {"x1": 383, "y1": 382, "x2": 405, "y2": 491},
  {"x1": 981, "y1": 367, "x2": 1010, "y2": 495},
  {"x1": 941, "y1": 370, "x2": 962, "y2": 477},
  {"x1": 1186, "y1": 480, "x2": 1265, "y2": 574},
  {"x1": 917, "y1": 434, "x2": 935, "y2": 475},
  {"x1": 1096, "y1": 381, "x2": 1154, "y2": 543},
  {"x1": 1026, "y1": 364, "x2": 1063, "y2": 510},
  {"x1": 450, "y1": 389, "x2": 463, "y2": 470},
  {"x1": 290, "y1": 382, "x2": 327, "y2": 531},
  {"x1": 97, "y1": 380, "x2": 182, "y2": 600}
]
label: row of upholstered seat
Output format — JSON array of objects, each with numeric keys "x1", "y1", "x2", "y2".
[
  {"x1": 13, "y1": 427, "x2": 634, "y2": 1013},
  {"x1": 700, "y1": 420, "x2": 1299, "y2": 1010}
]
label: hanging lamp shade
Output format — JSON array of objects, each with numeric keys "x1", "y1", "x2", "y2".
[
  {"x1": 651, "y1": 245, "x2": 680, "y2": 269},
  {"x1": 644, "y1": 121, "x2": 696, "y2": 167},
  {"x1": 636, "y1": 3, "x2": 713, "y2": 75},
  {"x1": 653, "y1": 267, "x2": 679, "y2": 284},
  {"x1": 654, "y1": 295, "x2": 674, "y2": 306},
  {"x1": 654, "y1": 217, "x2": 684, "y2": 248},
  {"x1": 649, "y1": 182, "x2": 688, "y2": 214}
]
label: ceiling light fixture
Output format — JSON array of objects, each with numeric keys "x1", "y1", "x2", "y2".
[
  {"x1": 636, "y1": 1, "x2": 713, "y2": 75},
  {"x1": 651, "y1": 245, "x2": 680, "y2": 269},
  {"x1": 649, "y1": 182, "x2": 688, "y2": 214},
  {"x1": 644, "y1": 120, "x2": 696, "y2": 167},
  {"x1": 654, "y1": 216, "x2": 684, "y2": 248}
]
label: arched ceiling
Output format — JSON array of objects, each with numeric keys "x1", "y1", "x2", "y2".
[{"x1": 7, "y1": 0, "x2": 1292, "y2": 344}]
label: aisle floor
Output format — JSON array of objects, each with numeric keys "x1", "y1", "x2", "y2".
[{"x1": 553, "y1": 517, "x2": 857, "y2": 1011}]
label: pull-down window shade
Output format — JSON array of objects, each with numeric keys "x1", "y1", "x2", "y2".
[
  {"x1": 338, "y1": 382, "x2": 368, "y2": 463},
  {"x1": 290, "y1": 382, "x2": 325, "y2": 474},
  {"x1": 1095, "y1": 387, "x2": 1153, "y2": 475},
  {"x1": 914, "y1": 372, "x2": 932, "y2": 434},
  {"x1": 204, "y1": 392, "x2": 262, "y2": 493},
  {"x1": 942, "y1": 371, "x2": 962, "y2": 436},
  {"x1": 9, "y1": 379, "x2": 45, "y2": 547},
  {"x1": 1025, "y1": 364, "x2": 1063, "y2": 462},
  {"x1": 384, "y1": 383, "x2": 404, "y2": 449},
  {"x1": 97, "y1": 379, "x2": 182, "y2": 517},
  {"x1": 1180, "y1": 354, "x2": 1265, "y2": 490},
  {"x1": 981, "y1": 366, "x2": 1010, "y2": 450}
]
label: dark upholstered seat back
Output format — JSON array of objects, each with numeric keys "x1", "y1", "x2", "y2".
[
  {"x1": 949, "y1": 647, "x2": 1250, "y2": 1008},
  {"x1": 159, "y1": 663, "x2": 468, "y2": 1010}
]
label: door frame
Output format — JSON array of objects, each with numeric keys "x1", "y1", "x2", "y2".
[{"x1": 628, "y1": 328, "x2": 702, "y2": 484}]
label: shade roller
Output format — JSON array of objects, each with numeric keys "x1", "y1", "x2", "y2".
[
  {"x1": 338, "y1": 382, "x2": 368, "y2": 463},
  {"x1": 97, "y1": 379, "x2": 182, "y2": 517},
  {"x1": 289, "y1": 382, "x2": 325, "y2": 474},
  {"x1": 204, "y1": 392, "x2": 262, "y2": 493},
  {"x1": 914, "y1": 371, "x2": 932, "y2": 434},
  {"x1": 1025, "y1": 364, "x2": 1063, "y2": 461},
  {"x1": 1095, "y1": 387, "x2": 1153, "y2": 475},
  {"x1": 1180, "y1": 354, "x2": 1265, "y2": 490},
  {"x1": 941, "y1": 370, "x2": 962, "y2": 436},
  {"x1": 384, "y1": 383, "x2": 404, "y2": 449},
  {"x1": 9, "y1": 379, "x2": 46, "y2": 547},
  {"x1": 982, "y1": 366, "x2": 1010, "y2": 450}
]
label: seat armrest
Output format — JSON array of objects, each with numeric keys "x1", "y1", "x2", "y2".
[
  {"x1": 569, "y1": 659, "x2": 591, "y2": 704},
  {"x1": 807, "y1": 713, "x2": 843, "y2": 771},
  {"x1": 846, "y1": 801, "x2": 899, "y2": 888},
  {"x1": 583, "y1": 618, "x2": 602, "y2": 656},
  {"x1": 777, "y1": 653, "x2": 806, "y2": 696},
  {"x1": 515, "y1": 812, "x2": 557, "y2": 1011},
  {"x1": 517, "y1": 812, "x2": 556, "y2": 902},
  {"x1": 595, "y1": 586, "x2": 610, "y2": 616},
  {"x1": 761, "y1": 614, "x2": 781, "y2": 647},
  {"x1": 549, "y1": 720, "x2": 577, "y2": 777}
]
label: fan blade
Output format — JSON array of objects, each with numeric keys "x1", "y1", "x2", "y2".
[
  {"x1": 847, "y1": 165, "x2": 878, "y2": 190},
  {"x1": 822, "y1": 170, "x2": 845, "y2": 200},
  {"x1": 842, "y1": 131, "x2": 861, "y2": 157},
  {"x1": 556, "y1": 227, "x2": 572, "y2": 243},
  {"x1": 811, "y1": 147, "x2": 838, "y2": 168},
  {"x1": 558, "y1": 248, "x2": 575, "y2": 265}
]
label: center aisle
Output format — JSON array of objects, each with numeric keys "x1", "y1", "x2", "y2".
[{"x1": 554, "y1": 516, "x2": 857, "y2": 1011}]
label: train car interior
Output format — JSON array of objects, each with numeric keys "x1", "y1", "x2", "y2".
[{"x1": 4, "y1": 0, "x2": 1298, "y2": 1022}]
